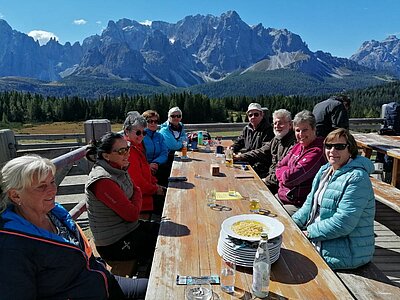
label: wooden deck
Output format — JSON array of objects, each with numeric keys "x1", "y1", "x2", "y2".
[{"x1": 373, "y1": 201, "x2": 400, "y2": 287}]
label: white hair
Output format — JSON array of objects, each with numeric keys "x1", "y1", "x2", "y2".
[{"x1": 0, "y1": 155, "x2": 55, "y2": 213}]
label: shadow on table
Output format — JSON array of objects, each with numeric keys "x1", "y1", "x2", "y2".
[
  {"x1": 213, "y1": 288, "x2": 287, "y2": 300},
  {"x1": 175, "y1": 157, "x2": 203, "y2": 162},
  {"x1": 211, "y1": 204, "x2": 232, "y2": 211},
  {"x1": 158, "y1": 220, "x2": 190, "y2": 237},
  {"x1": 270, "y1": 248, "x2": 318, "y2": 284},
  {"x1": 168, "y1": 181, "x2": 195, "y2": 189}
]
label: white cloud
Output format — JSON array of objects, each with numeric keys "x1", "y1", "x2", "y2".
[
  {"x1": 140, "y1": 20, "x2": 152, "y2": 26},
  {"x1": 96, "y1": 20, "x2": 102, "y2": 25},
  {"x1": 73, "y1": 19, "x2": 87, "y2": 25},
  {"x1": 28, "y1": 30, "x2": 58, "y2": 45},
  {"x1": 0, "y1": 12, "x2": 4, "y2": 19}
]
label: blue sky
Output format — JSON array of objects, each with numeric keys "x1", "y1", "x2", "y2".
[{"x1": 0, "y1": 0, "x2": 399, "y2": 58}]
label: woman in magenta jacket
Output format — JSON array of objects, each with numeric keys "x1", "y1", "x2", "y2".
[{"x1": 275, "y1": 110, "x2": 326, "y2": 215}]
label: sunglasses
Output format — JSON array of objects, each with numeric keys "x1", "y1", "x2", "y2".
[
  {"x1": 112, "y1": 146, "x2": 130, "y2": 155},
  {"x1": 248, "y1": 112, "x2": 260, "y2": 118},
  {"x1": 170, "y1": 115, "x2": 181, "y2": 118},
  {"x1": 134, "y1": 130, "x2": 147, "y2": 136},
  {"x1": 324, "y1": 143, "x2": 348, "y2": 150},
  {"x1": 147, "y1": 119, "x2": 158, "y2": 124}
]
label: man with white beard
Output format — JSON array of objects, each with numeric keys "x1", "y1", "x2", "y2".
[{"x1": 234, "y1": 109, "x2": 296, "y2": 193}]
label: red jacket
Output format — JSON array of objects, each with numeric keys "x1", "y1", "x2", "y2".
[
  {"x1": 276, "y1": 137, "x2": 326, "y2": 206},
  {"x1": 127, "y1": 141, "x2": 158, "y2": 211}
]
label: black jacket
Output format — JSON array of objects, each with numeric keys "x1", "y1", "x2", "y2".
[
  {"x1": 0, "y1": 203, "x2": 124, "y2": 300},
  {"x1": 232, "y1": 118, "x2": 274, "y2": 153},
  {"x1": 313, "y1": 97, "x2": 349, "y2": 137},
  {"x1": 240, "y1": 130, "x2": 296, "y2": 187}
]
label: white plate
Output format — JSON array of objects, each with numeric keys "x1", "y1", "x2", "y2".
[
  {"x1": 217, "y1": 242, "x2": 280, "y2": 267},
  {"x1": 221, "y1": 214, "x2": 285, "y2": 241}
]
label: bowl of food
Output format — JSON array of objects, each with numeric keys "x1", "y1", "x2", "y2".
[{"x1": 221, "y1": 214, "x2": 284, "y2": 242}]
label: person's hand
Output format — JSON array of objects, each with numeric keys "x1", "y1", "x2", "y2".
[
  {"x1": 302, "y1": 230, "x2": 309, "y2": 237},
  {"x1": 150, "y1": 163, "x2": 159, "y2": 174},
  {"x1": 156, "y1": 185, "x2": 166, "y2": 195},
  {"x1": 233, "y1": 154, "x2": 241, "y2": 161}
]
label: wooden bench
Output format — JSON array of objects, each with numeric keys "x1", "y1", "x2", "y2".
[
  {"x1": 370, "y1": 177, "x2": 400, "y2": 213},
  {"x1": 336, "y1": 262, "x2": 400, "y2": 299},
  {"x1": 87, "y1": 235, "x2": 138, "y2": 277}
]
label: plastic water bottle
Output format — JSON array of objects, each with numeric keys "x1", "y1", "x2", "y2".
[
  {"x1": 197, "y1": 131, "x2": 203, "y2": 146},
  {"x1": 252, "y1": 232, "x2": 270, "y2": 298}
]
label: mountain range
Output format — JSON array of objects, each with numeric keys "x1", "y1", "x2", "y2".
[{"x1": 0, "y1": 11, "x2": 398, "y2": 98}]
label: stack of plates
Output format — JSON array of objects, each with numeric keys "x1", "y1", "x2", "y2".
[{"x1": 217, "y1": 214, "x2": 284, "y2": 268}]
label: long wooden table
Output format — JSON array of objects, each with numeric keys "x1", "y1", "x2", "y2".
[
  {"x1": 146, "y1": 149, "x2": 353, "y2": 299},
  {"x1": 353, "y1": 133, "x2": 400, "y2": 187}
]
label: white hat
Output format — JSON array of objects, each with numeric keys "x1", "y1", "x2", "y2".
[
  {"x1": 246, "y1": 103, "x2": 263, "y2": 113},
  {"x1": 168, "y1": 106, "x2": 182, "y2": 116}
]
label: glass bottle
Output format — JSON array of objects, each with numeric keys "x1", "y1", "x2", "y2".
[
  {"x1": 181, "y1": 140, "x2": 188, "y2": 158},
  {"x1": 197, "y1": 131, "x2": 203, "y2": 146},
  {"x1": 225, "y1": 148, "x2": 233, "y2": 168},
  {"x1": 252, "y1": 232, "x2": 270, "y2": 298}
]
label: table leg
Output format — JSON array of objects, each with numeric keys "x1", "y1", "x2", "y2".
[{"x1": 391, "y1": 158, "x2": 400, "y2": 188}]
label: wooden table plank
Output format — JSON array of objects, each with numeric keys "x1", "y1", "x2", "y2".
[
  {"x1": 146, "y1": 150, "x2": 353, "y2": 299},
  {"x1": 353, "y1": 133, "x2": 400, "y2": 187}
]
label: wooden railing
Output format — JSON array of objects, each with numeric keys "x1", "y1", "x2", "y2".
[
  {"x1": 15, "y1": 133, "x2": 85, "y2": 150},
  {"x1": 14, "y1": 118, "x2": 384, "y2": 151}
]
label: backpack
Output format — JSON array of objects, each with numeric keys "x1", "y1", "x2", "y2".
[{"x1": 382, "y1": 102, "x2": 400, "y2": 135}]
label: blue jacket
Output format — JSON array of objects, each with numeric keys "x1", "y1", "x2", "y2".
[
  {"x1": 292, "y1": 156, "x2": 375, "y2": 270},
  {"x1": 0, "y1": 203, "x2": 124, "y2": 299},
  {"x1": 143, "y1": 128, "x2": 168, "y2": 165},
  {"x1": 159, "y1": 121, "x2": 188, "y2": 151}
]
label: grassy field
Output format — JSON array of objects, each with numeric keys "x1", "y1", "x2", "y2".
[
  {"x1": 13, "y1": 122, "x2": 123, "y2": 134},
  {"x1": 10, "y1": 122, "x2": 240, "y2": 138}
]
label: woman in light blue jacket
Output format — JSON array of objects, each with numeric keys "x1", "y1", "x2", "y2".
[
  {"x1": 159, "y1": 107, "x2": 188, "y2": 152},
  {"x1": 292, "y1": 128, "x2": 375, "y2": 270}
]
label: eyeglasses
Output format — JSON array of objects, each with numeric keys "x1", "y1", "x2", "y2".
[
  {"x1": 248, "y1": 112, "x2": 260, "y2": 118},
  {"x1": 134, "y1": 130, "x2": 147, "y2": 136},
  {"x1": 147, "y1": 119, "x2": 158, "y2": 124},
  {"x1": 112, "y1": 146, "x2": 130, "y2": 155},
  {"x1": 324, "y1": 143, "x2": 348, "y2": 150},
  {"x1": 170, "y1": 115, "x2": 181, "y2": 118}
]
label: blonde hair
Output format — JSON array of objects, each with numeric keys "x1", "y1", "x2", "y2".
[{"x1": 0, "y1": 155, "x2": 56, "y2": 213}]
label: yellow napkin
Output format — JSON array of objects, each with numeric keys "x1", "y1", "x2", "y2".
[{"x1": 216, "y1": 191, "x2": 243, "y2": 200}]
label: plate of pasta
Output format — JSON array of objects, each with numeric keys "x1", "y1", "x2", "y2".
[{"x1": 221, "y1": 214, "x2": 284, "y2": 242}]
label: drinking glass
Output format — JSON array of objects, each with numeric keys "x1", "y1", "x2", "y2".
[
  {"x1": 249, "y1": 197, "x2": 260, "y2": 213},
  {"x1": 206, "y1": 188, "x2": 217, "y2": 207},
  {"x1": 185, "y1": 282, "x2": 213, "y2": 300},
  {"x1": 228, "y1": 184, "x2": 236, "y2": 197},
  {"x1": 220, "y1": 256, "x2": 235, "y2": 294}
]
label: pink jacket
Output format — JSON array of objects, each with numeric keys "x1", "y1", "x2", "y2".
[{"x1": 276, "y1": 137, "x2": 326, "y2": 206}]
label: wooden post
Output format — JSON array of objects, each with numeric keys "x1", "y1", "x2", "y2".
[
  {"x1": 84, "y1": 119, "x2": 111, "y2": 144},
  {"x1": 0, "y1": 129, "x2": 17, "y2": 164}
]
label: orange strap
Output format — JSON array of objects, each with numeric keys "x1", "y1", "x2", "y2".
[{"x1": 77, "y1": 224, "x2": 93, "y2": 258}]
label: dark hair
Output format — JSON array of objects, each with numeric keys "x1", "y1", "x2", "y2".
[
  {"x1": 324, "y1": 128, "x2": 358, "y2": 158},
  {"x1": 332, "y1": 95, "x2": 350, "y2": 105},
  {"x1": 86, "y1": 132, "x2": 124, "y2": 162},
  {"x1": 142, "y1": 110, "x2": 160, "y2": 120}
]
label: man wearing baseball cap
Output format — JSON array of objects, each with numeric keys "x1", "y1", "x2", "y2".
[{"x1": 230, "y1": 103, "x2": 274, "y2": 175}]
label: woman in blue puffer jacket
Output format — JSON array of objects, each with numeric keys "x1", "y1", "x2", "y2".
[{"x1": 292, "y1": 128, "x2": 375, "y2": 270}]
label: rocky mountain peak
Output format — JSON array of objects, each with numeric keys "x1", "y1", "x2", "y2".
[{"x1": 350, "y1": 35, "x2": 400, "y2": 76}]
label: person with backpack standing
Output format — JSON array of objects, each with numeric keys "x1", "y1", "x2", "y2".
[{"x1": 313, "y1": 95, "x2": 350, "y2": 137}]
